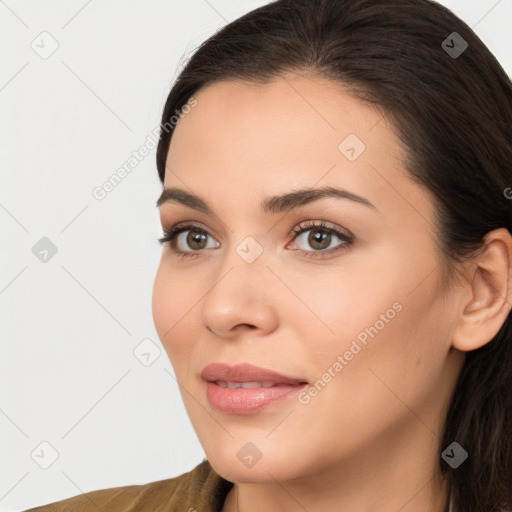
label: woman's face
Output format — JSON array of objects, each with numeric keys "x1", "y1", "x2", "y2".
[{"x1": 152, "y1": 73, "x2": 464, "y2": 483}]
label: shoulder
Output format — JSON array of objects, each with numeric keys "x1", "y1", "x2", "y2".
[{"x1": 23, "y1": 458, "x2": 234, "y2": 512}]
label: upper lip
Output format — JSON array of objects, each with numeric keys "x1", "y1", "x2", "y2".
[{"x1": 201, "y1": 362, "x2": 308, "y2": 385}]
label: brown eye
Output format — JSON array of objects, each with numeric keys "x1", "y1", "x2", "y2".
[
  {"x1": 174, "y1": 228, "x2": 219, "y2": 253},
  {"x1": 186, "y1": 230, "x2": 208, "y2": 250},
  {"x1": 307, "y1": 229, "x2": 332, "y2": 250},
  {"x1": 158, "y1": 224, "x2": 220, "y2": 257},
  {"x1": 290, "y1": 221, "x2": 354, "y2": 257}
]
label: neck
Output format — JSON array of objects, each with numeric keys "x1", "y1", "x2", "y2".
[{"x1": 222, "y1": 421, "x2": 451, "y2": 512}]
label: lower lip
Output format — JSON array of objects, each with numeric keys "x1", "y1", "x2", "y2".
[{"x1": 205, "y1": 381, "x2": 307, "y2": 415}]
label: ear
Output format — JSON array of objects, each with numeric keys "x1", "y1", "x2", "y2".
[{"x1": 452, "y1": 228, "x2": 512, "y2": 352}]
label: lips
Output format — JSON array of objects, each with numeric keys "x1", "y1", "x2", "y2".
[
  {"x1": 200, "y1": 362, "x2": 308, "y2": 386},
  {"x1": 201, "y1": 363, "x2": 309, "y2": 414}
]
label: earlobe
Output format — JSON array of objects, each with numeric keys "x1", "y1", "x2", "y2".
[{"x1": 452, "y1": 228, "x2": 512, "y2": 352}]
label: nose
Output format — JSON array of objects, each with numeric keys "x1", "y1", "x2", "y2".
[{"x1": 201, "y1": 247, "x2": 279, "y2": 340}]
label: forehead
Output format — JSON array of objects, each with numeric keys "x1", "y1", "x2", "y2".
[
  {"x1": 167, "y1": 74, "x2": 395, "y2": 167},
  {"x1": 163, "y1": 73, "x2": 433, "y2": 229}
]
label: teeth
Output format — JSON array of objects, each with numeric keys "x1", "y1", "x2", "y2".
[{"x1": 215, "y1": 381, "x2": 280, "y2": 388}]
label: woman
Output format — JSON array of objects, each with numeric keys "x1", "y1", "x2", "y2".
[{"x1": 26, "y1": 0, "x2": 512, "y2": 511}]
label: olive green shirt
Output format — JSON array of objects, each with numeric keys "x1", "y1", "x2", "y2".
[
  {"x1": 24, "y1": 458, "x2": 234, "y2": 512},
  {"x1": 22, "y1": 458, "x2": 459, "y2": 512}
]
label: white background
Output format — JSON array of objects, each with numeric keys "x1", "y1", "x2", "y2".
[{"x1": 1, "y1": 1, "x2": 511, "y2": 510}]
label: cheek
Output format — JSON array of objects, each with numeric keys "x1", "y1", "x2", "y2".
[
  {"x1": 151, "y1": 260, "x2": 203, "y2": 363},
  {"x1": 322, "y1": 273, "x2": 447, "y2": 417},
  {"x1": 280, "y1": 249, "x2": 400, "y2": 350},
  {"x1": 290, "y1": 244, "x2": 445, "y2": 401}
]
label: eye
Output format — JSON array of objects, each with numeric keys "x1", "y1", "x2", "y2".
[
  {"x1": 158, "y1": 223, "x2": 220, "y2": 258},
  {"x1": 158, "y1": 220, "x2": 354, "y2": 259},
  {"x1": 287, "y1": 220, "x2": 354, "y2": 259}
]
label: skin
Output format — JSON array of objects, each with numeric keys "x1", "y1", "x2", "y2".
[{"x1": 152, "y1": 71, "x2": 512, "y2": 512}]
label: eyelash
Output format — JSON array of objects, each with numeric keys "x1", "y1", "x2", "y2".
[{"x1": 157, "y1": 220, "x2": 354, "y2": 260}]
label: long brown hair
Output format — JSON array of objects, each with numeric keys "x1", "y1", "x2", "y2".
[{"x1": 155, "y1": 1, "x2": 512, "y2": 510}]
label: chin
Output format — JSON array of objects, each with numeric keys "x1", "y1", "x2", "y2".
[{"x1": 205, "y1": 446, "x2": 306, "y2": 483}]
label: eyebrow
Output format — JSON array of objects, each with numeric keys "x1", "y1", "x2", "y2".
[{"x1": 156, "y1": 186, "x2": 377, "y2": 214}]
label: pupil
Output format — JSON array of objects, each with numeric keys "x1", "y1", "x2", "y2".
[
  {"x1": 188, "y1": 231, "x2": 206, "y2": 249},
  {"x1": 309, "y1": 230, "x2": 330, "y2": 249}
]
